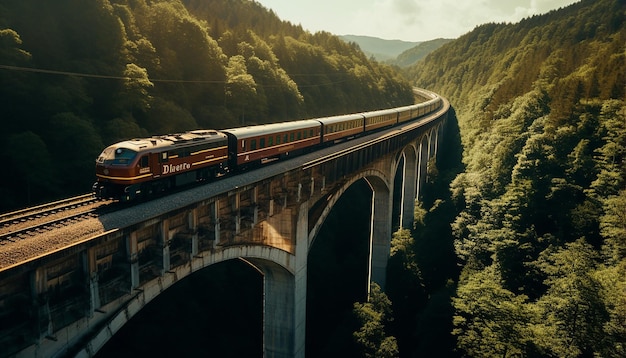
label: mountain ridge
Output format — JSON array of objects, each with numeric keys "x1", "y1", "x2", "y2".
[{"x1": 339, "y1": 34, "x2": 421, "y2": 61}]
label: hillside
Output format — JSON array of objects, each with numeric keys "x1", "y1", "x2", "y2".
[
  {"x1": 403, "y1": 0, "x2": 626, "y2": 356},
  {"x1": 339, "y1": 34, "x2": 420, "y2": 61},
  {"x1": 390, "y1": 38, "x2": 453, "y2": 67},
  {"x1": 0, "y1": 0, "x2": 413, "y2": 211}
]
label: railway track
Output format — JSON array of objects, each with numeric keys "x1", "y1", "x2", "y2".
[{"x1": 0, "y1": 194, "x2": 105, "y2": 244}]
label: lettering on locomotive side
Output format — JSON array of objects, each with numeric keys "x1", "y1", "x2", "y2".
[{"x1": 162, "y1": 162, "x2": 191, "y2": 175}]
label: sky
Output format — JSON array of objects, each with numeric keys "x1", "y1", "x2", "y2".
[{"x1": 255, "y1": 0, "x2": 581, "y2": 42}]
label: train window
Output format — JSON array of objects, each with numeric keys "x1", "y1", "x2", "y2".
[
  {"x1": 290, "y1": 133, "x2": 295, "y2": 142},
  {"x1": 161, "y1": 152, "x2": 168, "y2": 163},
  {"x1": 284, "y1": 134, "x2": 288, "y2": 143},
  {"x1": 260, "y1": 138, "x2": 265, "y2": 148},
  {"x1": 251, "y1": 139, "x2": 257, "y2": 150},
  {"x1": 297, "y1": 132, "x2": 302, "y2": 140},
  {"x1": 108, "y1": 148, "x2": 137, "y2": 165},
  {"x1": 268, "y1": 137, "x2": 273, "y2": 146},
  {"x1": 140, "y1": 156, "x2": 149, "y2": 168},
  {"x1": 242, "y1": 140, "x2": 246, "y2": 149},
  {"x1": 276, "y1": 135, "x2": 281, "y2": 144},
  {"x1": 310, "y1": 129, "x2": 314, "y2": 137}
]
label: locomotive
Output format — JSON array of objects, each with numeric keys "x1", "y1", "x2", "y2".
[{"x1": 93, "y1": 92, "x2": 442, "y2": 202}]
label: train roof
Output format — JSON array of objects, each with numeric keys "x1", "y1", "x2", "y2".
[
  {"x1": 315, "y1": 113, "x2": 365, "y2": 125},
  {"x1": 362, "y1": 108, "x2": 399, "y2": 117},
  {"x1": 395, "y1": 103, "x2": 421, "y2": 111},
  {"x1": 221, "y1": 119, "x2": 322, "y2": 139},
  {"x1": 108, "y1": 130, "x2": 227, "y2": 152}
]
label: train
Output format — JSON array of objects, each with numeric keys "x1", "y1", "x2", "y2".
[{"x1": 93, "y1": 92, "x2": 442, "y2": 202}]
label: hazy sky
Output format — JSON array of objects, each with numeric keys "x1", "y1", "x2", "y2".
[{"x1": 256, "y1": 0, "x2": 581, "y2": 42}]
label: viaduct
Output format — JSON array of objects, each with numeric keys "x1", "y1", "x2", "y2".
[{"x1": 0, "y1": 89, "x2": 450, "y2": 357}]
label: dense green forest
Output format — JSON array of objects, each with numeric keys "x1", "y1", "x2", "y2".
[
  {"x1": 401, "y1": 0, "x2": 625, "y2": 356},
  {"x1": 0, "y1": 0, "x2": 412, "y2": 211}
]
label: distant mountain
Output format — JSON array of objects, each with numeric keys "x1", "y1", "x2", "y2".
[
  {"x1": 388, "y1": 38, "x2": 454, "y2": 67},
  {"x1": 339, "y1": 35, "x2": 420, "y2": 61},
  {"x1": 340, "y1": 35, "x2": 452, "y2": 66}
]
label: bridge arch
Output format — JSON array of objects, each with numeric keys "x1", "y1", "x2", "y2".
[
  {"x1": 80, "y1": 245, "x2": 294, "y2": 357},
  {"x1": 308, "y1": 168, "x2": 390, "y2": 249}
]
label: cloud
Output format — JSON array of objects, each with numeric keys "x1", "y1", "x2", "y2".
[
  {"x1": 343, "y1": 0, "x2": 579, "y2": 41},
  {"x1": 256, "y1": 0, "x2": 580, "y2": 42}
]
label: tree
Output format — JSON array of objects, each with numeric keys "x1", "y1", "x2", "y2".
[
  {"x1": 594, "y1": 261, "x2": 626, "y2": 357},
  {"x1": 353, "y1": 283, "x2": 398, "y2": 358},
  {"x1": 225, "y1": 54, "x2": 258, "y2": 124},
  {"x1": 46, "y1": 112, "x2": 104, "y2": 192},
  {"x1": 386, "y1": 229, "x2": 427, "y2": 353},
  {"x1": 600, "y1": 190, "x2": 626, "y2": 265},
  {"x1": 2, "y1": 131, "x2": 55, "y2": 207},
  {"x1": 117, "y1": 63, "x2": 154, "y2": 115},
  {"x1": 453, "y1": 265, "x2": 532, "y2": 357},
  {"x1": 0, "y1": 28, "x2": 31, "y2": 64},
  {"x1": 530, "y1": 239, "x2": 608, "y2": 357}
]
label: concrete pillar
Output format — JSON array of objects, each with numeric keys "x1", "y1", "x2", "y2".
[
  {"x1": 253, "y1": 186, "x2": 259, "y2": 224},
  {"x1": 293, "y1": 201, "x2": 308, "y2": 358},
  {"x1": 213, "y1": 201, "x2": 220, "y2": 246},
  {"x1": 235, "y1": 192, "x2": 241, "y2": 234},
  {"x1": 253, "y1": 261, "x2": 294, "y2": 358},
  {"x1": 365, "y1": 177, "x2": 392, "y2": 290},
  {"x1": 189, "y1": 209, "x2": 199, "y2": 257},
  {"x1": 401, "y1": 149, "x2": 417, "y2": 229},
  {"x1": 127, "y1": 232, "x2": 139, "y2": 289},
  {"x1": 31, "y1": 267, "x2": 50, "y2": 338},
  {"x1": 429, "y1": 128, "x2": 438, "y2": 159},
  {"x1": 416, "y1": 136, "x2": 429, "y2": 200},
  {"x1": 87, "y1": 248, "x2": 100, "y2": 311},
  {"x1": 248, "y1": 201, "x2": 307, "y2": 357},
  {"x1": 160, "y1": 219, "x2": 171, "y2": 274}
]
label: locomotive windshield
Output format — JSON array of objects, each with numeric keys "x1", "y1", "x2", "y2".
[{"x1": 96, "y1": 147, "x2": 138, "y2": 165}]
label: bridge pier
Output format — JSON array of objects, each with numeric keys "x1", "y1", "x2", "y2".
[
  {"x1": 416, "y1": 136, "x2": 430, "y2": 201},
  {"x1": 365, "y1": 176, "x2": 392, "y2": 290},
  {"x1": 127, "y1": 231, "x2": 140, "y2": 290},
  {"x1": 247, "y1": 200, "x2": 307, "y2": 358},
  {"x1": 400, "y1": 149, "x2": 418, "y2": 229}
]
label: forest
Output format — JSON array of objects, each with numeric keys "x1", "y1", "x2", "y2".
[
  {"x1": 402, "y1": 0, "x2": 626, "y2": 356},
  {"x1": 1, "y1": 0, "x2": 625, "y2": 356},
  {"x1": 0, "y1": 0, "x2": 412, "y2": 211}
]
